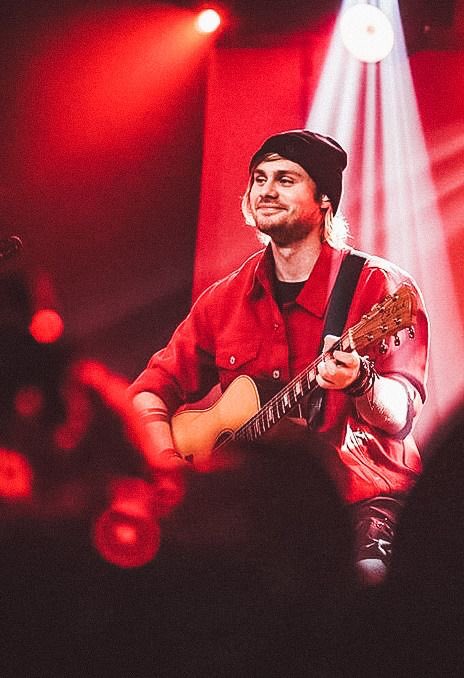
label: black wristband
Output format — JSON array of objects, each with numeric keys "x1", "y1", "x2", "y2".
[{"x1": 344, "y1": 356, "x2": 377, "y2": 398}]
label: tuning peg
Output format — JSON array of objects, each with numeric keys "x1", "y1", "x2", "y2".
[
  {"x1": 379, "y1": 339, "x2": 388, "y2": 354},
  {"x1": 408, "y1": 326, "x2": 415, "y2": 339},
  {"x1": 394, "y1": 334, "x2": 401, "y2": 347}
]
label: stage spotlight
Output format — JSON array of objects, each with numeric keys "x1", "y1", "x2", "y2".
[
  {"x1": 29, "y1": 308, "x2": 64, "y2": 344},
  {"x1": 0, "y1": 448, "x2": 34, "y2": 501},
  {"x1": 340, "y1": 4, "x2": 394, "y2": 63},
  {"x1": 92, "y1": 477, "x2": 161, "y2": 568},
  {"x1": 195, "y1": 8, "x2": 221, "y2": 34}
]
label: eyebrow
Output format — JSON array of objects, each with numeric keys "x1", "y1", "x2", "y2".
[{"x1": 253, "y1": 168, "x2": 304, "y2": 178}]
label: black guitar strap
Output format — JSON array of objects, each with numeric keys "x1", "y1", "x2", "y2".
[{"x1": 305, "y1": 251, "x2": 367, "y2": 429}]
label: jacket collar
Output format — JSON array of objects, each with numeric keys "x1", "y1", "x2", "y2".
[{"x1": 250, "y1": 241, "x2": 346, "y2": 317}]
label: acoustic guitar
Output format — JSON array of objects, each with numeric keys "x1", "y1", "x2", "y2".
[{"x1": 171, "y1": 283, "x2": 417, "y2": 463}]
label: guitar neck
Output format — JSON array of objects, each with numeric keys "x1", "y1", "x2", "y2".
[{"x1": 235, "y1": 335, "x2": 346, "y2": 443}]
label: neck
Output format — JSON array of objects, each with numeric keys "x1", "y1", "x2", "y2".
[{"x1": 271, "y1": 236, "x2": 322, "y2": 282}]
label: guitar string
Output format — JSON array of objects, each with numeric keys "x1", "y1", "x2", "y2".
[{"x1": 235, "y1": 337, "x2": 345, "y2": 441}]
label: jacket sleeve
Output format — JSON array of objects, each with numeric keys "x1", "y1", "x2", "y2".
[
  {"x1": 349, "y1": 262, "x2": 429, "y2": 405},
  {"x1": 127, "y1": 287, "x2": 219, "y2": 415}
]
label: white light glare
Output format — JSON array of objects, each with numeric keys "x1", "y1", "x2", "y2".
[
  {"x1": 195, "y1": 8, "x2": 221, "y2": 34},
  {"x1": 340, "y1": 4, "x2": 394, "y2": 63}
]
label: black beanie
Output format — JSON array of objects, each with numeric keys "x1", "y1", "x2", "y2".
[{"x1": 249, "y1": 130, "x2": 347, "y2": 215}]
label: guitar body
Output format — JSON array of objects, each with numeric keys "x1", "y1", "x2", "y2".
[{"x1": 171, "y1": 375, "x2": 261, "y2": 463}]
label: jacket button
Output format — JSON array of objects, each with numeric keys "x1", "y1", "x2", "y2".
[
  {"x1": 229, "y1": 356, "x2": 236, "y2": 365},
  {"x1": 272, "y1": 369, "x2": 280, "y2": 379}
]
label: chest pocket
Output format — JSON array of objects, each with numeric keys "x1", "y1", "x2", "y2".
[{"x1": 215, "y1": 343, "x2": 260, "y2": 390}]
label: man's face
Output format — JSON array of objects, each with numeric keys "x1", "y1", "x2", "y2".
[{"x1": 249, "y1": 157, "x2": 324, "y2": 247}]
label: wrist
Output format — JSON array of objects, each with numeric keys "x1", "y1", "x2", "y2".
[
  {"x1": 343, "y1": 356, "x2": 377, "y2": 398},
  {"x1": 138, "y1": 407, "x2": 170, "y2": 424}
]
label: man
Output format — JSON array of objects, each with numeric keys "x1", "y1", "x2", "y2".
[{"x1": 129, "y1": 130, "x2": 429, "y2": 585}]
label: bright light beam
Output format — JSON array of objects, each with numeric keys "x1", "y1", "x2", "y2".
[
  {"x1": 379, "y1": 1, "x2": 464, "y2": 437},
  {"x1": 307, "y1": 29, "x2": 362, "y2": 150},
  {"x1": 360, "y1": 63, "x2": 379, "y2": 254},
  {"x1": 307, "y1": 0, "x2": 464, "y2": 442}
]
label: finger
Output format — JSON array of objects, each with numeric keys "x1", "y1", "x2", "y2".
[
  {"x1": 321, "y1": 352, "x2": 346, "y2": 379},
  {"x1": 322, "y1": 334, "x2": 340, "y2": 354},
  {"x1": 316, "y1": 372, "x2": 335, "y2": 389},
  {"x1": 333, "y1": 348, "x2": 361, "y2": 371},
  {"x1": 332, "y1": 351, "x2": 356, "y2": 369},
  {"x1": 317, "y1": 360, "x2": 334, "y2": 383},
  {"x1": 325, "y1": 359, "x2": 338, "y2": 376}
]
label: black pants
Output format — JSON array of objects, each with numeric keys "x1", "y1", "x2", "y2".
[{"x1": 349, "y1": 495, "x2": 406, "y2": 584}]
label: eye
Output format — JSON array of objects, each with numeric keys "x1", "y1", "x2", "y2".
[
  {"x1": 254, "y1": 174, "x2": 266, "y2": 185},
  {"x1": 280, "y1": 176, "x2": 294, "y2": 186}
]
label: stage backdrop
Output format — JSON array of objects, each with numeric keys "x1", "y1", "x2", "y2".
[{"x1": 194, "y1": 36, "x2": 464, "y2": 444}]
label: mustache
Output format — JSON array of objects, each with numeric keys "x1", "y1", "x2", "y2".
[{"x1": 256, "y1": 200, "x2": 286, "y2": 208}]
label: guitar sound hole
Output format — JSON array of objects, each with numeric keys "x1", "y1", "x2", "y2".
[{"x1": 215, "y1": 430, "x2": 235, "y2": 448}]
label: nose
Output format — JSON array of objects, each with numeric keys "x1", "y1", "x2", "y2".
[{"x1": 259, "y1": 178, "x2": 278, "y2": 199}]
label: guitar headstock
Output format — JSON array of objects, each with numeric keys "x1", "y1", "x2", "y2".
[{"x1": 349, "y1": 283, "x2": 417, "y2": 353}]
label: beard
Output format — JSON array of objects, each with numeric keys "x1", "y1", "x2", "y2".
[
  {"x1": 255, "y1": 214, "x2": 317, "y2": 247},
  {"x1": 257, "y1": 222, "x2": 311, "y2": 247}
]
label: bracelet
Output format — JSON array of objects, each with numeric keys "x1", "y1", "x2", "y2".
[
  {"x1": 138, "y1": 407, "x2": 169, "y2": 424},
  {"x1": 344, "y1": 356, "x2": 377, "y2": 398}
]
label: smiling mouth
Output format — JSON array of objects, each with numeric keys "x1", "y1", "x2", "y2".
[{"x1": 257, "y1": 205, "x2": 285, "y2": 212}]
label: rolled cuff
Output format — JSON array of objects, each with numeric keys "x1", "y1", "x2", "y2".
[{"x1": 127, "y1": 368, "x2": 184, "y2": 416}]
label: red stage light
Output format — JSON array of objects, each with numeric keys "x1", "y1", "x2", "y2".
[
  {"x1": 152, "y1": 470, "x2": 185, "y2": 517},
  {"x1": 0, "y1": 448, "x2": 34, "y2": 501},
  {"x1": 14, "y1": 385, "x2": 45, "y2": 419},
  {"x1": 92, "y1": 477, "x2": 161, "y2": 568},
  {"x1": 195, "y1": 8, "x2": 221, "y2": 34},
  {"x1": 29, "y1": 309, "x2": 64, "y2": 344},
  {"x1": 113, "y1": 522, "x2": 138, "y2": 545}
]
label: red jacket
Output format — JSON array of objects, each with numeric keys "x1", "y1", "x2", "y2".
[{"x1": 129, "y1": 242, "x2": 429, "y2": 503}]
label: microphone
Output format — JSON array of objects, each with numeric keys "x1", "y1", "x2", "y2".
[{"x1": 0, "y1": 235, "x2": 23, "y2": 262}]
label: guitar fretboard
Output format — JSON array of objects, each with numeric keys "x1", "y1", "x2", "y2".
[{"x1": 235, "y1": 337, "x2": 346, "y2": 442}]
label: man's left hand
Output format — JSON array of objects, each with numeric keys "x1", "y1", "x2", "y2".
[{"x1": 316, "y1": 334, "x2": 361, "y2": 390}]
